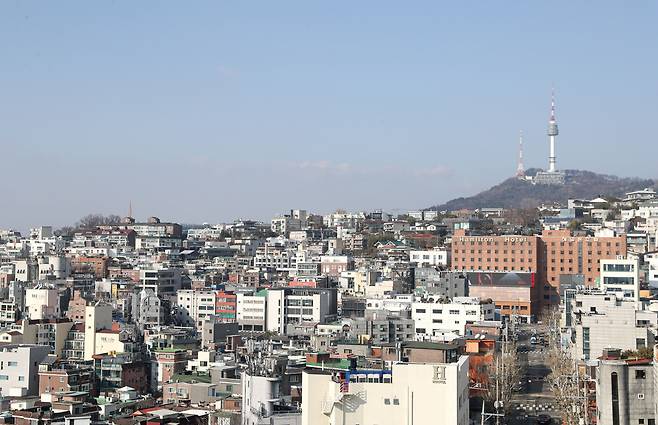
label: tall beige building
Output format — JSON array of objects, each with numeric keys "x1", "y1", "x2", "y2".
[
  {"x1": 301, "y1": 358, "x2": 470, "y2": 425},
  {"x1": 84, "y1": 302, "x2": 124, "y2": 360}
]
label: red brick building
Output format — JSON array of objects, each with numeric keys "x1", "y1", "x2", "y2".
[
  {"x1": 39, "y1": 364, "x2": 94, "y2": 394},
  {"x1": 451, "y1": 229, "x2": 627, "y2": 308},
  {"x1": 70, "y1": 256, "x2": 108, "y2": 278}
]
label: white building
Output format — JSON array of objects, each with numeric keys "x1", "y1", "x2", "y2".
[
  {"x1": 271, "y1": 210, "x2": 307, "y2": 235},
  {"x1": 301, "y1": 359, "x2": 470, "y2": 425},
  {"x1": 236, "y1": 290, "x2": 267, "y2": 332},
  {"x1": 323, "y1": 212, "x2": 364, "y2": 229},
  {"x1": 242, "y1": 371, "x2": 301, "y2": 425},
  {"x1": 409, "y1": 247, "x2": 450, "y2": 268},
  {"x1": 0, "y1": 344, "x2": 50, "y2": 396},
  {"x1": 25, "y1": 285, "x2": 60, "y2": 320},
  {"x1": 25, "y1": 226, "x2": 65, "y2": 255},
  {"x1": 600, "y1": 257, "x2": 640, "y2": 302},
  {"x1": 566, "y1": 292, "x2": 658, "y2": 361},
  {"x1": 139, "y1": 267, "x2": 182, "y2": 300},
  {"x1": 84, "y1": 302, "x2": 126, "y2": 361},
  {"x1": 412, "y1": 297, "x2": 495, "y2": 339},
  {"x1": 266, "y1": 288, "x2": 337, "y2": 334},
  {"x1": 365, "y1": 295, "x2": 413, "y2": 318},
  {"x1": 646, "y1": 253, "x2": 658, "y2": 288},
  {"x1": 254, "y1": 241, "x2": 298, "y2": 271},
  {"x1": 176, "y1": 289, "x2": 217, "y2": 329}
]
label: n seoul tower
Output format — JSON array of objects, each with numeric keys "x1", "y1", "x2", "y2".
[{"x1": 547, "y1": 88, "x2": 559, "y2": 172}]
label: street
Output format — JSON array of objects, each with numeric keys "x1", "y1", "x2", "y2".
[{"x1": 507, "y1": 323, "x2": 560, "y2": 425}]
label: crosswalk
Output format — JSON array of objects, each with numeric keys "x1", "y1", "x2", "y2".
[{"x1": 515, "y1": 402, "x2": 554, "y2": 412}]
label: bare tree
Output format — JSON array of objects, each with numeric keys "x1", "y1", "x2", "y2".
[
  {"x1": 544, "y1": 307, "x2": 588, "y2": 425},
  {"x1": 479, "y1": 337, "x2": 524, "y2": 423},
  {"x1": 76, "y1": 213, "x2": 122, "y2": 229}
]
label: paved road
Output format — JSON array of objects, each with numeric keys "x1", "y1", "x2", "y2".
[{"x1": 508, "y1": 323, "x2": 560, "y2": 424}]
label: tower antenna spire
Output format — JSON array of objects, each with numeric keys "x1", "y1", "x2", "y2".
[
  {"x1": 550, "y1": 86, "x2": 556, "y2": 121},
  {"x1": 547, "y1": 86, "x2": 559, "y2": 172},
  {"x1": 516, "y1": 130, "x2": 525, "y2": 178},
  {"x1": 129, "y1": 200, "x2": 133, "y2": 218}
]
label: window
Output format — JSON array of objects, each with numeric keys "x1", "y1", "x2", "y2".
[
  {"x1": 393, "y1": 398, "x2": 400, "y2": 405},
  {"x1": 636, "y1": 370, "x2": 646, "y2": 379},
  {"x1": 384, "y1": 398, "x2": 391, "y2": 405},
  {"x1": 415, "y1": 309, "x2": 426, "y2": 314},
  {"x1": 611, "y1": 372, "x2": 620, "y2": 425}
]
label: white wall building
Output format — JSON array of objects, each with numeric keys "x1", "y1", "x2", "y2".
[
  {"x1": 139, "y1": 267, "x2": 182, "y2": 300},
  {"x1": 25, "y1": 286, "x2": 60, "y2": 320},
  {"x1": 600, "y1": 257, "x2": 640, "y2": 302},
  {"x1": 302, "y1": 359, "x2": 470, "y2": 425},
  {"x1": 176, "y1": 289, "x2": 217, "y2": 329},
  {"x1": 0, "y1": 344, "x2": 50, "y2": 396},
  {"x1": 84, "y1": 302, "x2": 114, "y2": 361},
  {"x1": 266, "y1": 288, "x2": 337, "y2": 334},
  {"x1": 646, "y1": 253, "x2": 658, "y2": 288},
  {"x1": 236, "y1": 291, "x2": 267, "y2": 332},
  {"x1": 242, "y1": 371, "x2": 301, "y2": 425},
  {"x1": 412, "y1": 297, "x2": 495, "y2": 339},
  {"x1": 566, "y1": 293, "x2": 658, "y2": 361},
  {"x1": 409, "y1": 247, "x2": 450, "y2": 268}
]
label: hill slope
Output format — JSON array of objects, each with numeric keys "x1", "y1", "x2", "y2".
[{"x1": 430, "y1": 169, "x2": 656, "y2": 211}]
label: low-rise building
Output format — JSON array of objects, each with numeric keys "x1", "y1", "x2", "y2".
[
  {"x1": 0, "y1": 344, "x2": 50, "y2": 396},
  {"x1": 566, "y1": 292, "x2": 658, "y2": 361},
  {"x1": 301, "y1": 357, "x2": 470, "y2": 425},
  {"x1": 595, "y1": 348, "x2": 654, "y2": 425},
  {"x1": 412, "y1": 297, "x2": 495, "y2": 339}
]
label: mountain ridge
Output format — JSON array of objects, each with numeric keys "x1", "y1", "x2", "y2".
[{"x1": 429, "y1": 169, "x2": 657, "y2": 211}]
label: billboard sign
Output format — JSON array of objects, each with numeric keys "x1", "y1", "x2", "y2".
[{"x1": 467, "y1": 271, "x2": 535, "y2": 288}]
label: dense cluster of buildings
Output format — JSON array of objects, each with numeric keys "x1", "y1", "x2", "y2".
[{"x1": 1, "y1": 183, "x2": 658, "y2": 424}]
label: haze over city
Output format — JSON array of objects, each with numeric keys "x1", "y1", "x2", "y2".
[{"x1": 2, "y1": 1, "x2": 658, "y2": 228}]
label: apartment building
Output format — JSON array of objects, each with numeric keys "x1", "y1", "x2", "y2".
[
  {"x1": 176, "y1": 289, "x2": 237, "y2": 329},
  {"x1": 242, "y1": 370, "x2": 301, "y2": 425},
  {"x1": 600, "y1": 257, "x2": 640, "y2": 302},
  {"x1": 38, "y1": 363, "x2": 94, "y2": 394},
  {"x1": 566, "y1": 293, "x2": 658, "y2": 361},
  {"x1": 0, "y1": 344, "x2": 50, "y2": 396},
  {"x1": 266, "y1": 288, "x2": 338, "y2": 335},
  {"x1": 254, "y1": 241, "x2": 297, "y2": 271},
  {"x1": 412, "y1": 297, "x2": 495, "y2": 339},
  {"x1": 70, "y1": 256, "x2": 108, "y2": 278},
  {"x1": 414, "y1": 269, "x2": 468, "y2": 298},
  {"x1": 139, "y1": 267, "x2": 182, "y2": 300},
  {"x1": 271, "y1": 210, "x2": 307, "y2": 235},
  {"x1": 177, "y1": 289, "x2": 218, "y2": 329},
  {"x1": 236, "y1": 290, "x2": 267, "y2": 332},
  {"x1": 24, "y1": 285, "x2": 60, "y2": 320},
  {"x1": 302, "y1": 358, "x2": 470, "y2": 425},
  {"x1": 409, "y1": 247, "x2": 450, "y2": 268},
  {"x1": 595, "y1": 349, "x2": 655, "y2": 425}
]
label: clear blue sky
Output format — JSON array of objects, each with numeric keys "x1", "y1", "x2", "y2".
[{"x1": 2, "y1": 1, "x2": 657, "y2": 229}]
